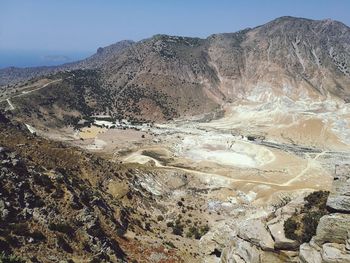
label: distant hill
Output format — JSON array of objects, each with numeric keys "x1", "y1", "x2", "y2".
[{"x1": 1, "y1": 16, "x2": 350, "y2": 124}]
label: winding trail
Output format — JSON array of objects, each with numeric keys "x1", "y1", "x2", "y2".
[
  {"x1": 282, "y1": 150, "x2": 326, "y2": 186},
  {"x1": 19, "y1": 79, "x2": 62, "y2": 96},
  {"x1": 123, "y1": 152, "x2": 319, "y2": 188},
  {"x1": 3, "y1": 79, "x2": 62, "y2": 112},
  {"x1": 6, "y1": 98, "x2": 15, "y2": 110}
]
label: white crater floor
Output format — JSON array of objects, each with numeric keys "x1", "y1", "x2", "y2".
[{"x1": 177, "y1": 134, "x2": 275, "y2": 168}]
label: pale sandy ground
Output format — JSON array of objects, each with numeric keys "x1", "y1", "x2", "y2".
[
  {"x1": 56, "y1": 96, "x2": 349, "y2": 203},
  {"x1": 34, "y1": 95, "x2": 350, "y2": 261},
  {"x1": 35, "y1": 95, "x2": 350, "y2": 207}
]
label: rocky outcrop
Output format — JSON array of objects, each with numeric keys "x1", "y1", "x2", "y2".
[
  {"x1": 221, "y1": 238, "x2": 262, "y2": 263},
  {"x1": 299, "y1": 242, "x2": 323, "y2": 263},
  {"x1": 267, "y1": 194, "x2": 308, "y2": 250},
  {"x1": 314, "y1": 214, "x2": 350, "y2": 245},
  {"x1": 267, "y1": 220, "x2": 299, "y2": 250},
  {"x1": 321, "y1": 243, "x2": 350, "y2": 263},
  {"x1": 219, "y1": 193, "x2": 311, "y2": 263},
  {"x1": 299, "y1": 164, "x2": 350, "y2": 263},
  {"x1": 0, "y1": 146, "x2": 127, "y2": 262},
  {"x1": 326, "y1": 165, "x2": 350, "y2": 213},
  {"x1": 238, "y1": 219, "x2": 275, "y2": 251},
  {"x1": 220, "y1": 168, "x2": 350, "y2": 263}
]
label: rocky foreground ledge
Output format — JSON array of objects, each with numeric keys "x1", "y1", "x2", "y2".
[
  {"x1": 220, "y1": 164, "x2": 350, "y2": 263},
  {"x1": 300, "y1": 165, "x2": 350, "y2": 263}
]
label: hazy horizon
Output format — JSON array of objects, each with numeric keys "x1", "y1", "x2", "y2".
[{"x1": 1, "y1": 0, "x2": 350, "y2": 68}]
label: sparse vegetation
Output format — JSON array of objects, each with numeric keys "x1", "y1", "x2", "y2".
[
  {"x1": 0, "y1": 252, "x2": 25, "y2": 263},
  {"x1": 48, "y1": 222, "x2": 75, "y2": 237},
  {"x1": 284, "y1": 191, "x2": 329, "y2": 243},
  {"x1": 186, "y1": 224, "x2": 209, "y2": 239}
]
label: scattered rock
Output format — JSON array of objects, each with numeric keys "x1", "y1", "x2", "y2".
[
  {"x1": 221, "y1": 238, "x2": 261, "y2": 263},
  {"x1": 314, "y1": 213, "x2": 350, "y2": 245},
  {"x1": 299, "y1": 243, "x2": 322, "y2": 263},
  {"x1": 268, "y1": 220, "x2": 299, "y2": 250},
  {"x1": 326, "y1": 180, "x2": 350, "y2": 213},
  {"x1": 321, "y1": 243, "x2": 350, "y2": 263},
  {"x1": 238, "y1": 219, "x2": 275, "y2": 251}
]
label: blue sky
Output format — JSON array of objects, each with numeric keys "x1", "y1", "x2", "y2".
[{"x1": 1, "y1": 0, "x2": 349, "y2": 53}]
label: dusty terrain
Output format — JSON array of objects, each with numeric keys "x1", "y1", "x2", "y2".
[
  {"x1": 1, "y1": 16, "x2": 350, "y2": 262},
  {"x1": 25, "y1": 92, "x2": 348, "y2": 262}
]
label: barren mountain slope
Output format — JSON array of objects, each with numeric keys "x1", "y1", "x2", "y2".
[
  {"x1": 0, "y1": 113, "x2": 191, "y2": 262},
  {"x1": 1, "y1": 17, "x2": 350, "y2": 126},
  {"x1": 0, "y1": 40, "x2": 134, "y2": 86},
  {"x1": 1, "y1": 16, "x2": 350, "y2": 263},
  {"x1": 207, "y1": 16, "x2": 350, "y2": 101}
]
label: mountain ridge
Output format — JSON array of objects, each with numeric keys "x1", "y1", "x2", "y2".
[
  {"x1": 1, "y1": 16, "x2": 350, "y2": 263},
  {"x1": 1, "y1": 16, "x2": 349, "y2": 85},
  {"x1": 1, "y1": 16, "x2": 350, "y2": 125}
]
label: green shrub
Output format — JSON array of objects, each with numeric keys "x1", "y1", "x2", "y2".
[
  {"x1": 0, "y1": 252, "x2": 25, "y2": 263},
  {"x1": 284, "y1": 191, "x2": 329, "y2": 243},
  {"x1": 172, "y1": 224, "x2": 183, "y2": 236},
  {"x1": 200, "y1": 224, "x2": 210, "y2": 236},
  {"x1": 49, "y1": 222, "x2": 75, "y2": 236},
  {"x1": 57, "y1": 236, "x2": 73, "y2": 253},
  {"x1": 186, "y1": 224, "x2": 209, "y2": 239},
  {"x1": 164, "y1": 241, "x2": 175, "y2": 248},
  {"x1": 304, "y1": 190, "x2": 329, "y2": 210},
  {"x1": 10, "y1": 223, "x2": 29, "y2": 236},
  {"x1": 301, "y1": 211, "x2": 326, "y2": 242},
  {"x1": 284, "y1": 217, "x2": 299, "y2": 240},
  {"x1": 30, "y1": 230, "x2": 46, "y2": 242},
  {"x1": 33, "y1": 173, "x2": 54, "y2": 189}
]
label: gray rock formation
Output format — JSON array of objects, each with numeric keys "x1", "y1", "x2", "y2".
[
  {"x1": 299, "y1": 164, "x2": 350, "y2": 263},
  {"x1": 326, "y1": 169, "x2": 350, "y2": 212},
  {"x1": 321, "y1": 243, "x2": 350, "y2": 263},
  {"x1": 299, "y1": 242, "x2": 322, "y2": 263},
  {"x1": 267, "y1": 194, "x2": 308, "y2": 250},
  {"x1": 238, "y1": 219, "x2": 275, "y2": 251},
  {"x1": 221, "y1": 164, "x2": 350, "y2": 263},
  {"x1": 268, "y1": 220, "x2": 299, "y2": 250},
  {"x1": 221, "y1": 238, "x2": 261, "y2": 263},
  {"x1": 314, "y1": 213, "x2": 350, "y2": 245}
]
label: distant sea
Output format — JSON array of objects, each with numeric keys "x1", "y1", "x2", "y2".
[{"x1": 0, "y1": 50, "x2": 93, "y2": 69}]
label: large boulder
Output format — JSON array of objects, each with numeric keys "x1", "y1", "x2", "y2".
[
  {"x1": 299, "y1": 243, "x2": 322, "y2": 263},
  {"x1": 220, "y1": 238, "x2": 261, "y2": 263},
  {"x1": 314, "y1": 213, "x2": 350, "y2": 245},
  {"x1": 200, "y1": 221, "x2": 235, "y2": 256},
  {"x1": 238, "y1": 219, "x2": 275, "y2": 251},
  {"x1": 267, "y1": 193, "x2": 309, "y2": 250},
  {"x1": 268, "y1": 220, "x2": 299, "y2": 250},
  {"x1": 321, "y1": 243, "x2": 350, "y2": 263},
  {"x1": 326, "y1": 180, "x2": 350, "y2": 213}
]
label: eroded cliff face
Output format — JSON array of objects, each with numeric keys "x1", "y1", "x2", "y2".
[{"x1": 207, "y1": 17, "x2": 350, "y2": 103}]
